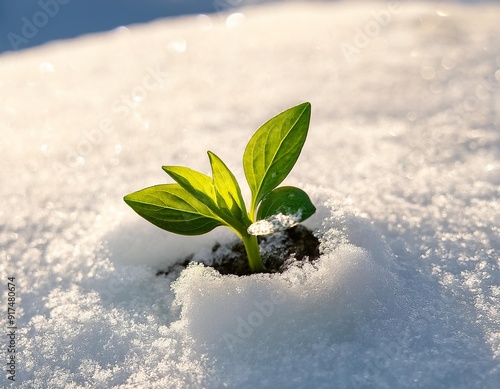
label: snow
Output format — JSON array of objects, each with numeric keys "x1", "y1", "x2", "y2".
[
  {"x1": 247, "y1": 211, "x2": 303, "y2": 235},
  {"x1": 1, "y1": 1, "x2": 499, "y2": 388}
]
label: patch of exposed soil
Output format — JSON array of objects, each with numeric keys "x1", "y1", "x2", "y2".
[{"x1": 157, "y1": 225, "x2": 321, "y2": 277}]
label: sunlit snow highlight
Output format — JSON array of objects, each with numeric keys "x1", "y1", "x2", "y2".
[{"x1": 247, "y1": 211, "x2": 302, "y2": 235}]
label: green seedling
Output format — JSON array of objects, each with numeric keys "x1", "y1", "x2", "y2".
[{"x1": 124, "y1": 102, "x2": 316, "y2": 273}]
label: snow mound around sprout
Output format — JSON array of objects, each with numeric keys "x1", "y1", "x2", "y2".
[
  {"x1": 172, "y1": 188, "x2": 401, "y2": 354},
  {"x1": 168, "y1": 188, "x2": 496, "y2": 389}
]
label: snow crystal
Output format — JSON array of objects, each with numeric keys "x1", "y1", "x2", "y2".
[{"x1": 247, "y1": 211, "x2": 302, "y2": 235}]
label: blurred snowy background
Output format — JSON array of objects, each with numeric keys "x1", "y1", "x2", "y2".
[{"x1": 1, "y1": 0, "x2": 499, "y2": 388}]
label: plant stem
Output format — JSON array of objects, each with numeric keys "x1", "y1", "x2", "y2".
[{"x1": 241, "y1": 232, "x2": 263, "y2": 273}]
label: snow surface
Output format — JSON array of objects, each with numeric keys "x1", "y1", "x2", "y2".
[{"x1": 1, "y1": 1, "x2": 499, "y2": 388}]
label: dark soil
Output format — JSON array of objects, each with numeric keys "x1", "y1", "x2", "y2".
[{"x1": 156, "y1": 225, "x2": 321, "y2": 277}]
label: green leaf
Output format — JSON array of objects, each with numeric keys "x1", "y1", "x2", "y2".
[
  {"x1": 243, "y1": 102, "x2": 311, "y2": 216},
  {"x1": 124, "y1": 184, "x2": 225, "y2": 235},
  {"x1": 162, "y1": 165, "x2": 217, "y2": 209},
  {"x1": 248, "y1": 186, "x2": 315, "y2": 235},
  {"x1": 207, "y1": 151, "x2": 249, "y2": 225},
  {"x1": 256, "y1": 186, "x2": 316, "y2": 223}
]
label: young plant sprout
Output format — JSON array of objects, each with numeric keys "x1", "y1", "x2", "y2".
[{"x1": 124, "y1": 102, "x2": 316, "y2": 273}]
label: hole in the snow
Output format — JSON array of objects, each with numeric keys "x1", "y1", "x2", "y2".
[{"x1": 156, "y1": 225, "x2": 320, "y2": 277}]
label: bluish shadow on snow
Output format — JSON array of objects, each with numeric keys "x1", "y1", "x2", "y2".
[
  {"x1": 105, "y1": 213, "x2": 235, "y2": 269},
  {"x1": 94, "y1": 209, "x2": 237, "y2": 314},
  {"x1": 0, "y1": 0, "x2": 273, "y2": 54}
]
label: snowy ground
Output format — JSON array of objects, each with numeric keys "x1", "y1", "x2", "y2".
[{"x1": 1, "y1": 1, "x2": 499, "y2": 388}]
